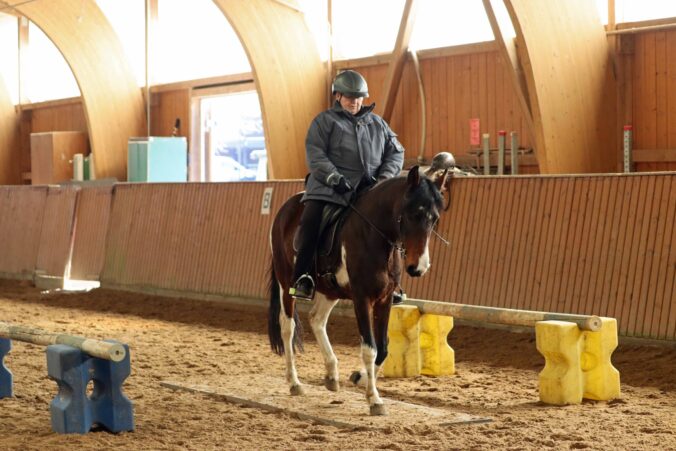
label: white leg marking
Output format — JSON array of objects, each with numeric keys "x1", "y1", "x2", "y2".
[
  {"x1": 335, "y1": 245, "x2": 349, "y2": 287},
  {"x1": 309, "y1": 293, "x2": 339, "y2": 386},
  {"x1": 279, "y1": 286, "x2": 301, "y2": 392},
  {"x1": 360, "y1": 343, "x2": 383, "y2": 407}
]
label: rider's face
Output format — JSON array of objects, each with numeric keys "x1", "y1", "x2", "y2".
[{"x1": 337, "y1": 94, "x2": 363, "y2": 115}]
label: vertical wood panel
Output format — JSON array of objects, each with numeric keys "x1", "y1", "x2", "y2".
[
  {"x1": 36, "y1": 186, "x2": 79, "y2": 277},
  {"x1": 652, "y1": 177, "x2": 675, "y2": 338},
  {"x1": 586, "y1": 178, "x2": 612, "y2": 317},
  {"x1": 544, "y1": 179, "x2": 574, "y2": 312},
  {"x1": 662, "y1": 178, "x2": 676, "y2": 339},
  {"x1": 514, "y1": 177, "x2": 541, "y2": 310},
  {"x1": 0, "y1": 186, "x2": 48, "y2": 277},
  {"x1": 532, "y1": 177, "x2": 556, "y2": 312},
  {"x1": 70, "y1": 186, "x2": 113, "y2": 281},
  {"x1": 635, "y1": 175, "x2": 664, "y2": 336}
]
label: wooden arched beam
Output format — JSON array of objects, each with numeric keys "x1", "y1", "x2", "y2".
[
  {"x1": 212, "y1": 0, "x2": 325, "y2": 179},
  {"x1": 0, "y1": 77, "x2": 20, "y2": 184},
  {"x1": 9, "y1": 0, "x2": 145, "y2": 180},
  {"x1": 504, "y1": 0, "x2": 617, "y2": 173}
]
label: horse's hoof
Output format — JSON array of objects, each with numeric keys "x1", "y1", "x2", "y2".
[
  {"x1": 369, "y1": 404, "x2": 388, "y2": 416},
  {"x1": 324, "y1": 377, "x2": 340, "y2": 392},
  {"x1": 290, "y1": 384, "x2": 305, "y2": 396},
  {"x1": 349, "y1": 371, "x2": 362, "y2": 385}
]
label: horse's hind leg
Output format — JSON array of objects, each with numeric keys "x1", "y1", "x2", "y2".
[
  {"x1": 280, "y1": 287, "x2": 304, "y2": 396},
  {"x1": 308, "y1": 293, "x2": 339, "y2": 391}
]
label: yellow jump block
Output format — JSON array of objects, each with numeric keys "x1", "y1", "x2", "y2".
[
  {"x1": 382, "y1": 305, "x2": 421, "y2": 377},
  {"x1": 536, "y1": 318, "x2": 620, "y2": 405},
  {"x1": 420, "y1": 313, "x2": 455, "y2": 376},
  {"x1": 383, "y1": 306, "x2": 455, "y2": 378}
]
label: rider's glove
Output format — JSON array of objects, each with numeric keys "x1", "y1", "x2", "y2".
[{"x1": 332, "y1": 176, "x2": 352, "y2": 195}]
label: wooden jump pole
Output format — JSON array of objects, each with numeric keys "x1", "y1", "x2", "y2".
[
  {"x1": 403, "y1": 299, "x2": 602, "y2": 332},
  {"x1": 0, "y1": 322, "x2": 126, "y2": 362}
]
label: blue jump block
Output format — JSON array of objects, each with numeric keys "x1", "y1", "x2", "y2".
[
  {"x1": 0, "y1": 338, "x2": 12, "y2": 398},
  {"x1": 47, "y1": 342, "x2": 134, "y2": 434}
]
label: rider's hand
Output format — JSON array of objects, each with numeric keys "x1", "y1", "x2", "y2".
[{"x1": 333, "y1": 176, "x2": 352, "y2": 195}]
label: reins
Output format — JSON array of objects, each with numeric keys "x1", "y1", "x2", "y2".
[{"x1": 347, "y1": 203, "x2": 407, "y2": 258}]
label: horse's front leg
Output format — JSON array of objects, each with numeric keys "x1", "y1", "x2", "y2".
[
  {"x1": 350, "y1": 297, "x2": 391, "y2": 385},
  {"x1": 352, "y1": 296, "x2": 387, "y2": 416},
  {"x1": 308, "y1": 293, "x2": 340, "y2": 391},
  {"x1": 280, "y1": 288, "x2": 304, "y2": 395},
  {"x1": 372, "y1": 299, "x2": 392, "y2": 374}
]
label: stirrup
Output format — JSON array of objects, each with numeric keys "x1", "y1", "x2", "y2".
[{"x1": 289, "y1": 274, "x2": 315, "y2": 300}]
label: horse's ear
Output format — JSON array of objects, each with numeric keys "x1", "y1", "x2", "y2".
[{"x1": 407, "y1": 165, "x2": 421, "y2": 188}]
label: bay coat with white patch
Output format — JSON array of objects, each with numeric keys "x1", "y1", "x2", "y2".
[{"x1": 302, "y1": 101, "x2": 405, "y2": 206}]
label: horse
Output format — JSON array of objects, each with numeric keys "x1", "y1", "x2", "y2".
[{"x1": 267, "y1": 163, "x2": 452, "y2": 416}]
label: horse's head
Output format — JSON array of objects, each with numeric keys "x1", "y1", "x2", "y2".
[{"x1": 399, "y1": 166, "x2": 447, "y2": 277}]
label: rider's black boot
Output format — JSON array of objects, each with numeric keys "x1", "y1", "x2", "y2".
[{"x1": 290, "y1": 201, "x2": 324, "y2": 301}]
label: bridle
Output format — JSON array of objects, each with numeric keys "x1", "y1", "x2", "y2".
[
  {"x1": 347, "y1": 173, "x2": 453, "y2": 260},
  {"x1": 348, "y1": 204, "x2": 407, "y2": 258}
]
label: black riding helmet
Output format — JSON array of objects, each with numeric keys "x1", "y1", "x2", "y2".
[{"x1": 332, "y1": 70, "x2": 368, "y2": 98}]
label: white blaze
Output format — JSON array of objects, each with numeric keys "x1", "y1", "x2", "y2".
[{"x1": 416, "y1": 238, "x2": 431, "y2": 274}]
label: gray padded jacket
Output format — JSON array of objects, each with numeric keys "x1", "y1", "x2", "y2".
[{"x1": 302, "y1": 101, "x2": 405, "y2": 206}]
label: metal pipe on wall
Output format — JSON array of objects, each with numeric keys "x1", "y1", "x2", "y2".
[
  {"x1": 145, "y1": 0, "x2": 151, "y2": 136},
  {"x1": 409, "y1": 49, "x2": 427, "y2": 164}
]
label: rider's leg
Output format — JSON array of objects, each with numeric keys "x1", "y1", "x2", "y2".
[{"x1": 291, "y1": 200, "x2": 324, "y2": 300}]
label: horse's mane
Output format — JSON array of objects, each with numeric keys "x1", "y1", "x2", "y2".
[{"x1": 363, "y1": 173, "x2": 443, "y2": 209}]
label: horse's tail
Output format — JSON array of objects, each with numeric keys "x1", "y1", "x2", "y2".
[{"x1": 267, "y1": 263, "x2": 304, "y2": 355}]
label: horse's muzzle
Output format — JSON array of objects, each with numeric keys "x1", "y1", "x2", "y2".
[{"x1": 406, "y1": 265, "x2": 423, "y2": 277}]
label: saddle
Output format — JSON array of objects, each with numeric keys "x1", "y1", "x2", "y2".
[{"x1": 293, "y1": 203, "x2": 348, "y2": 258}]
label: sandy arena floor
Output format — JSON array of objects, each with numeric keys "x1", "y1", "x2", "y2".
[{"x1": 0, "y1": 279, "x2": 674, "y2": 450}]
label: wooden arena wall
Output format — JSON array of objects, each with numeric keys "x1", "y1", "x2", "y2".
[
  {"x1": 100, "y1": 182, "x2": 304, "y2": 298},
  {"x1": 92, "y1": 174, "x2": 673, "y2": 341},
  {"x1": 0, "y1": 174, "x2": 673, "y2": 340}
]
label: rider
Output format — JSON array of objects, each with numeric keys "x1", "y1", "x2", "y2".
[{"x1": 290, "y1": 69, "x2": 405, "y2": 300}]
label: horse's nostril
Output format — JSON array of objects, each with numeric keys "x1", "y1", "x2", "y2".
[{"x1": 406, "y1": 265, "x2": 421, "y2": 277}]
